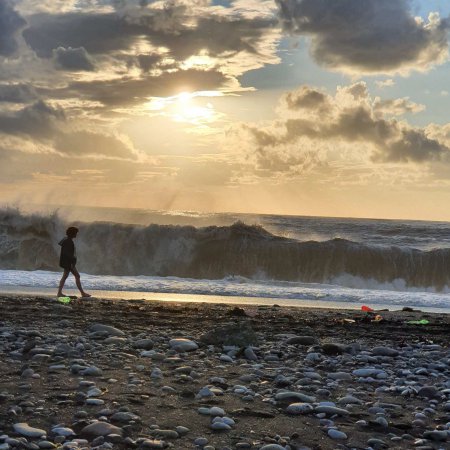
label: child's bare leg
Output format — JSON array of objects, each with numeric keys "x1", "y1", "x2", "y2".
[
  {"x1": 57, "y1": 270, "x2": 70, "y2": 296},
  {"x1": 71, "y1": 267, "x2": 91, "y2": 297}
]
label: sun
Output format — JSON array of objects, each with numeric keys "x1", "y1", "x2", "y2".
[
  {"x1": 145, "y1": 91, "x2": 223, "y2": 126},
  {"x1": 172, "y1": 92, "x2": 215, "y2": 124}
]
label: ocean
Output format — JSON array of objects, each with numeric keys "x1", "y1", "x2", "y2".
[{"x1": 1, "y1": 205, "x2": 450, "y2": 312}]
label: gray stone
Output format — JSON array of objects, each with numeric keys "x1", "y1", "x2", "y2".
[
  {"x1": 372, "y1": 346, "x2": 399, "y2": 357},
  {"x1": 210, "y1": 422, "x2": 231, "y2": 431},
  {"x1": 353, "y1": 368, "x2": 386, "y2": 377},
  {"x1": 169, "y1": 339, "x2": 198, "y2": 352},
  {"x1": 151, "y1": 430, "x2": 179, "y2": 439},
  {"x1": 37, "y1": 441, "x2": 56, "y2": 449},
  {"x1": 275, "y1": 391, "x2": 315, "y2": 404},
  {"x1": 286, "y1": 403, "x2": 314, "y2": 415},
  {"x1": 89, "y1": 324, "x2": 125, "y2": 336},
  {"x1": 423, "y1": 430, "x2": 448, "y2": 442},
  {"x1": 244, "y1": 347, "x2": 258, "y2": 361},
  {"x1": 367, "y1": 438, "x2": 388, "y2": 449},
  {"x1": 110, "y1": 412, "x2": 138, "y2": 423},
  {"x1": 327, "y1": 429, "x2": 347, "y2": 440},
  {"x1": 13, "y1": 423, "x2": 46, "y2": 438},
  {"x1": 259, "y1": 445, "x2": 286, "y2": 450},
  {"x1": 315, "y1": 405, "x2": 349, "y2": 416},
  {"x1": 80, "y1": 422, "x2": 123, "y2": 437},
  {"x1": 327, "y1": 372, "x2": 351, "y2": 381},
  {"x1": 418, "y1": 386, "x2": 440, "y2": 399},
  {"x1": 133, "y1": 339, "x2": 154, "y2": 350},
  {"x1": 81, "y1": 366, "x2": 103, "y2": 376}
]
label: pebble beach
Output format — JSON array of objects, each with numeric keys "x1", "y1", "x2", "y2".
[{"x1": 0, "y1": 295, "x2": 449, "y2": 450}]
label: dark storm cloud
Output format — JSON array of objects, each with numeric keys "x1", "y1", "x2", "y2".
[
  {"x1": 22, "y1": 7, "x2": 276, "y2": 61},
  {"x1": 276, "y1": 0, "x2": 450, "y2": 73},
  {"x1": 41, "y1": 68, "x2": 228, "y2": 108},
  {"x1": 22, "y1": 13, "x2": 133, "y2": 58},
  {"x1": 0, "y1": 84, "x2": 37, "y2": 103},
  {"x1": 0, "y1": 101, "x2": 138, "y2": 160},
  {"x1": 0, "y1": 100, "x2": 64, "y2": 139},
  {"x1": 0, "y1": 0, "x2": 27, "y2": 57},
  {"x1": 242, "y1": 84, "x2": 449, "y2": 165},
  {"x1": 53, "y1": 46, "x2": 95, "y2": 71}
]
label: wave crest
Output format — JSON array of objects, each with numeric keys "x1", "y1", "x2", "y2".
[{"x1": 1, "y1": 208, "x2": 450, "y2": 290}]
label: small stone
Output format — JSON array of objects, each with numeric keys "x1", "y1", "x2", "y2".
[
  {"x1": 275, "y1": 391, "x2": 315, "y2": 404},
  {"x1": 423, "y1": 430, "x2": 448, "y2": 442},
  {"x1": 81, "y1": 366, "x2": 103, "y2": 376},
  {"x1": 13, "y1": 423, "x2": 46, "y2": 438},
  {"x1": 286, "y1": 403, "x2": 314, "y2": 415},
  {"x1": 259, "y1": 445, "x2": 286, "y2": 450},
  {"x1": 327, "y1": 429, "x2": 347, "y2": 440},
  {"x1": 80, "y1": 422, "x2": 123, "y2": 437},
  {"x1": 194, "y1": 437, "x2": 208, "y2": 446},
  {"x1": 37, "y1": 441, "x2": 56, "y2": 449},
  {"x1": 89, "y1": 324, "x2": 125, "y2": 336},
  {"x1": 133, "y1": 339, "x2": 154, "y2": 350},
  {"x1": 418, "y1": 386, "x2": 440, "y2": 399},
  {"x1": 52, "y1": 427, "x2": 75, "y2": 437},
  {"x1": 372, "y1": 346, "x2": 399, "y2": 357},
  {"x1": 169, "y1": 339, "x2": 198, "y2": 352},
  {"x1": 210, "y1": 422, "x2": 231, "y2": 431},
  {"x1": 327, "y1": 372, "x2": 351, "y2": 381},
  {"x1": 315, "y1": 405, "x2": 349, "y2": 416}
]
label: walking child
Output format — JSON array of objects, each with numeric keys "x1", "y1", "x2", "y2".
[{"x1": 57, "y1": 226, "x2": 91, "y2": 298}]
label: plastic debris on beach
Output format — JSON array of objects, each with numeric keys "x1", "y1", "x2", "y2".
[
  {"x1": 361, "y1": 305, "x2": 374, "y2": 312},
  {"x1": 407, "y1": 319, "x2": 430, "y2": 325},
  {"x1": 57, "y1": 296, "x2": 71, "y2": 304}
]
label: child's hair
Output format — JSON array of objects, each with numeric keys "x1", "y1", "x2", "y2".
[{"x1": 66, "y1": 226, "x2": 79, "y2": 238}]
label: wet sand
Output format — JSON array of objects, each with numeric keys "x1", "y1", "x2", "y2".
[{"x1": 0, "y1": 294, "x2": 449, "y2": 450}]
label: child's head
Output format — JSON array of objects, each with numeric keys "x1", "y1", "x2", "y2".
[{"x1": 66, "y1": 226, "x2": 79, "y2": 238}]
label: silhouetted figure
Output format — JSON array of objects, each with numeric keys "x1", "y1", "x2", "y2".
[{"x1": 57, "y1": 226, "x2": 91, "y2": 298}]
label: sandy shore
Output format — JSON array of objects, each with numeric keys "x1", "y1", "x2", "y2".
[{"x1": 0, "y1": 294, "x2": 449, "y2": 450}]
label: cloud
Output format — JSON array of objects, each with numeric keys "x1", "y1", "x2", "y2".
[
  {"x1": 375, "y1": 79, "x2": 395, "y2": 89},
  {"x1": 276, "y1": 0, "x2": 450, "y2": 75},
  {"x1": 0, "y1": 100, "x2": 139, "y2": 160},
  {"x1": 53, "y1": 46, "x2": 95, "y2": 71},
  {"x1": 0, "y1": 83, "x2": 38, "y2": 103},
  {"x1": 373, "y1": 98, "x2": 425, "y2": 116},
  {"x1": 237, "y1": 82, "x2": 450, "y2": 174},
  {"x1": 43, "y1": 68, "x2": 229, "y2": 108},
  {"x1": 0, "y1": 100, "x2": 64, "y2": 139},
  {"x1": 0, "y1": 0, "x2": 27, "y2": 57}
]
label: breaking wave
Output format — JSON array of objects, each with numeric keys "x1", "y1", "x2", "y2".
[{"x1": 1, "y1": 207, "x2": 450, "y2": 291}]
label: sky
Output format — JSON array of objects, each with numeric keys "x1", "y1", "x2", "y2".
[{"x1": 1, "y1": 0, "x2": 450, "y2": 220}]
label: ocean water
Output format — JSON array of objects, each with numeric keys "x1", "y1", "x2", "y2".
[{"x1": 1, "y1": 205, "x2": 450, "y2": 311}]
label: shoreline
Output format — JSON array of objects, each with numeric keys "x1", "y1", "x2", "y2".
[
  {"x1": 0, "y1": 294, "x2": 449, "y2": 449},
  {"x1": 1, "y1": 285, "x2": 449, "y2": 315}
]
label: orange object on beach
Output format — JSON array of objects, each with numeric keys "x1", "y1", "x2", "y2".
[{"x1": 361, "y1": 305, "x2": 374, "y2": 312}]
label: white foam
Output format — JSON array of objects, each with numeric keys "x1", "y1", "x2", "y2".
[{"x1": 1, "y1": 269, "x2": 449, "y2": 310}]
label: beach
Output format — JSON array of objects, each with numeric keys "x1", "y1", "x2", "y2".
[{"x1": 0, "y1": 295, "x2": 449, "y2": 450}]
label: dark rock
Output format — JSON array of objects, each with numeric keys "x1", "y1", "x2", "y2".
[
  {"x1": 285, "y1": 336, "x2": 319, "y2": 345},
  {"x1": 321, "y1": 343, "x2": 346, "y2": 355},
  {"x1": 200, "y1": 321, "x2": 258, "y2": 347}
]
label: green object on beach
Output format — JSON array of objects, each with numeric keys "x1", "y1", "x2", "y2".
[
  {"x1": 57, "y1": 296, "x2": 71, "y2": 304},
  {"x1": 407, "y1": 319, "x2": 429, "y2": 325}
]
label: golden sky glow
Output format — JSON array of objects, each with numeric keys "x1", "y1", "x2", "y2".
[{"x1": 1, "y1": 0, "x2": 450, "y2": 220}]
